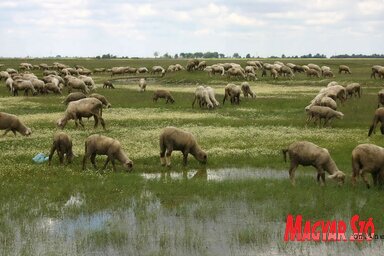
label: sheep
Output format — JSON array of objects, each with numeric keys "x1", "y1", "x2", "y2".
[
  {"x1": 0, "y1": 112, "x2": 32, "y2": 136},
  {"x1": 323, "y1": 85, "x2": 347, "y2": 103},
  {"x1": 159, "y1": 126, "x2": 207, "y2": 166},
  {"x1": 174, "y1": 64, "x2": 184, "y2": 71},
  {"x1": 48, "y1": 132, "x2": 74, "y2": 166},
  {"x1": 43, "y1": 70, "x2": 58, "y2": 76},
  {"x1": 89, "y1": 93, "x2": 111, "y2": 108},
  {"x1": 82, "y1": 134, "x2": 133, "y2": 172},
  {"x1": 322, "y1": 70, "x2": 335, "y2": 78},
  {"x1": 12, "y1": 79, "x2": 37, "y2": 96},
  {"x1": 30, "y1": 79, "x2": 46, "y2": 94},
  {"x1": 103, "y1": 80, "x2": 115, "y2": 89},
  {"x1": 371, "y1": 65, "x2": 383, "y2": 79},
  {"x1": 223, "y1": 83, "x2": 241, "y2": 105},
  {"x1": 125, "y1": 67, "x2": 137, "y2": 74},
  {"x1": 206, "y1": 65, "x2": 225, "y2": 76},
  {"x1": 292, "y1": 65, "x2": 305, "y2": 73},
  {"x1": 152, "y1": 66, "x2": 166, "y2": 77},
  {"x1": 5, "y1": 77, "x2": 13, "y2": 91},
  {"x1": 93, "y1": 68, "x2": 106, "y2": 73},
  {"x1": 247, "y1": 72, "x2": 257, "y2": 81},
  {"x1": 205, "y1": 86, "x2": 220, "y2": 107},
  {"x1": 306, "y1": 105, "x2": 344, "y2": 127},
  {"x1": 153, "y1": 90, "x2": 175, "y2": 104},
  {"x1": 306, "y1": 68, "x2": 320, "y2": 78},
  {"x1": 378, "y1": 67, "x2": 384, "y2": 79},
  {"x1": 192, "y1": 86, "x2": 213, "y2": 109},
  {"x1": 280, "y1": 66, "x2": 294, "y2": 78},
  {"x1": 45, "y1": 82, "x2": 62, "y2": 94},
  {"x1": 57, "y1": 98, "x2": 105, "y2": 130},
  {"x1": 62, "y1": 92, "x2": 87, "y2": 105},
  {"x1": 351, "y1": 144, "x2": 384, "y2": 188},
  {"x1": 78, "y1": 75, "x2": 95, "y2": 90},
  {"x1": 282, "y1": 141, "x2": 345, "y2": 186},
  {"x1": 39, "y1": 63, "x2": 49, "y2": 70},
  {"x1": 245, "y1": 66, "x2": 256, "y2": 74},
  {"x1": 285, "y1": 63, "x2": 296, "y2": 69},
  {"x1": 339, "y1": 65, "x2": 351, "y2": 74},
  {"x1": 368, "y1": 107, "x2": 384, "y2": 136},
  {"x1": 377, "y1": 89, "x2": 384, "y2": 107},
  {"x1": 307, "y1": 64, "x2": 321, "y2": 72},
  {"x1": 241, "y1": 82, "x2": 256, "y2": 98},
  {"x1": 270, "y1": 68, "x2": 279, "y2": 79},
  {"x1": 167, "y1": 65, "x2": 176, "y2": 72},
  {"x1": 137, "y1": 67, "x2": 148, "y2": 73},
  {"x1": 227, "y1": 67, "x2": 246, "y2": 80},
  {"x1": 78, "y1": 68, "x2": 92, "y2": 76},
  {"x1": 111, "y1": 67, "x2": 126, "y2": 76},
  {"x1": 197, "y1": 61, "x2": 207, "y2": 70},
  {"x1": 0, "y1": 71, "x2": 10, "y2": 80},
  {"x1": 186, "y1": 59, "x2": 199, "y2": 71},
  {"x1": 345, "y1": 83, "x2": 361, "y2": 98},
  {"x1": 65, "y1": 76, "x2": 89, "y2": 94},
  {"x1": 6, "y1": 68, "x2": 18, "y2": 75},
  {"x1": 139, "y1": 78, "x2": 146, "y2": 92},
  {"x1": 319, "y1": 96, "x2": 337, "y2": 110},
  {"x1": 321, "y1": 66, "x2": 331, "y2": 74}
]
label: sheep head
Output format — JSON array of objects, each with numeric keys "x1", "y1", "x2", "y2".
[
  {"x1": 123, "y1": 160, "x2": 133, "y2": 172},
  {"x1": 56, "y1": 118, "x2": 67, "y2": 129},
  {"x1": 196, "y1": 151, "x2": 207, "y2": 164},
  {"x1": 328, "y1": 170, "x2": 346, "y2": 185},
  {"x1": 24, "y1": 128, "x2": 32, "y2": 136}
]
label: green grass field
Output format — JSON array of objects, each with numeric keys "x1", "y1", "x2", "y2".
[{"x1": 0, "y1": 58, "x2": 384, "y2": 255}]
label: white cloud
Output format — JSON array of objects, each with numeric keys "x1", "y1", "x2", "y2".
[{"x1": 357, "y1": 0, "x2": 384, "y2": 15}]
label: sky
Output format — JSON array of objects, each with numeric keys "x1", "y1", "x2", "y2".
[{"x1": 0, "y1": 0, "x2": 383, "y2": 58}]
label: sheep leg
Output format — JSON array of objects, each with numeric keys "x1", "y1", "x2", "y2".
[
  {"x1": 315, "y1": 166, "x2": 326, "y2": 186},
  {"x1": 99, "y1": 116, "x2": 106, "y2": 130},
  {"x1": 102, "y1": 157, "x2": 110, "y2": 170},
  {"x1": 93, "y1": 115, "x2": 99, "y2": 128},
  {"x1": 361, "y1": 168, "x2": 372, "y2": 189},
  {"x1": 58, "y1": 150, "x2": 64, "y2": 165},
  {"x1": 2, "y1": 129, "x2": 11, "y2": 136},
  {"x1": 48, "y1": 143, "x2": 57, "y2": 166},
  {"x1": 165, "y1": 149, "x2": 172, "y2": 167},
  {"x1": 78, "y1": 118, "x2": 85, "y2": 128},
  {"x1": 288, "y1": 162, "x2": 298, "y2": 186},
  {"x1": 82, "y1": 154, "x2": 89, "y2": 170},
  {"x1": 182, "y1": 152, "x2": 189, "y2": 166},
  {"x1": 110, "y1": 157, "x2": 117, "y2": 172},
  {"x1": 90, "y1": 153, "x2": 97, "y2": 169}
]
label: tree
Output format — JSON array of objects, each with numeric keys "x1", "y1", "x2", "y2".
[
  {"x1": 246, "y1": 53, "x2": 251, "y2": 58},
  {"x1": 219, "y1": 53, "x2": 225, "y2": 58},
  {"x1": 154, "y1": 51, "x2": 159, "y2": 58},
  {"x1": 174, "y1": 54, "x2": 179, "y2": 59},
  {"x1": 281, "y1": 54, "x2": 286, "y2": 58},
  {"x1": 233, "y1": 53, "x2": 241, "y2": 58}
]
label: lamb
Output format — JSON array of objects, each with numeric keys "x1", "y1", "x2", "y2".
[
  {"x1": 339, "y1": 65, "x2": 351, "y2": 74},
  {"x1": 89, "y1": 93, "x2": 111, "y2": 108},
  {"x1": 345, "y1": 83, "x2": 361, "y2": 98},
  {"x1": 0, "y1": 112, "x2": 32, "y2": 136},
  {"x1": 377, "y1": 89, "x2": 384, "y2": 107},
  {"x1": 205, "y1": 86, "x2": 220, "y2": 107},
  {"x1": 103, "y1": 80, "x2": 115, "y2": 89},
  {"x1": 241, "y1": 82, "x2": 256, "y2": 98},
  {"x1": 368, "y1": 107, "x2": 384, "y2": 136},
  {"x1": 223, "y1": 83, "x2": 241, "y2": 105},
  {"x1": 138, "y1": 78, "x2": 146, "y2": 92},
  {"x1": 62, "y1": 92, "x2": 87, "y2": 105},
  {"x1": 351, "y1": 144, "x2": 384, "y2": 188},
  {"x1": 82, "y1": 134, "x2": 133, "y2": 172},
  {"x1": 192, "y1": 86, "x2": 213, "y2": 109},
  {"x1": 282, "y1": 141, "x2": 345, "y2": 186},
  {"x1": 48, "y1": 132, "x2": 74, "y2": 165},
  {"x1": 153, "y1": 90, "x2": 175, "y2": 104},
  {"x1": 306, "y1": 105, "x2": 344, "y2": 127},
  {"x1": 57, "y1": 98, "x2": 105, "y2": 130},
  {"x1": 159, "y1": 126, "x2": 207, "y2": 166}
]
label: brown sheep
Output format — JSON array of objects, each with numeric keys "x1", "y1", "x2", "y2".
[
  {"x1": 322, "y1": 70, "x2": 335, "y2": 78},
  {"x1": 241, "y1": 82, "x2": 256, "y2": 98},
  {"x1": 338, "y1": 65, "x2": 351, "y2": 74},
  {"x1": 103, "y1": 80, "x2": 115, "y2": 89},
  {"x1": 306, "y1": 69, "x2": 320, "y2": 78},
  {"x1": 368, "y1": 107, "x2": 384, "y2": 136},
  {"x1": 12, "y1": 79, "x2": 37, "y2": 96},
  {"x1": 65, "y1": 76, "x2": 89, "y2": 94},
  {"x1": 377, "y1": 89, "x2": 384, "y2": 107},
  {"x1": 57, "y1": 98, "x2": 105, "y2": 130},
  {"x1": 62, "y1": 92, "x2": 87, "y2": 105},
  {"x1": 223, "y1": 83, "x2": 241, "y2": 105},
  {"x1": 282, "y1": 141, "x2": 345, "y2": 186},
  {"x1": 45, "y1": 82, "x2": 62, "y2": 94},
  {"x1": 48, "y1": 132, "x2": 74, "y2": 165},
  {"x1": 306, "y1": 105, "x2": 344, "y2": 127},
  {"x1": 159, "y1": 126, "x2": 207, "y2": 166},
  {"x1": 345, "y1": 83, "x2": 361, "y2": 98},
  {"x1": 82, "y1": 134, "x2": 133, "y2": 172},
  {"x1": 351, "y1": 144, "x2": 384, "y2": 188},
  {"x1": 153, "y1": 90, "x2": 175, "y2": 104},
  {"x1": 89, "y1": 93, "x2": 111, "y2": 108},
  {"x1": 371, "y1": 65, "x2": 383, "y2": 79},
  {"x1": 0, "y1": 112, "x2": 32, "y2": 136}
]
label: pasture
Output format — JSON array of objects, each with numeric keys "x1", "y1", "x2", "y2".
[{"x1": 0, "y1": 58, "x2": 384, "y2": 255}]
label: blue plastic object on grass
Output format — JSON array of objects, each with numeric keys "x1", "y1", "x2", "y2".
[{"x1": 32, "y1": 153, "x2": 49, "y2": 163}]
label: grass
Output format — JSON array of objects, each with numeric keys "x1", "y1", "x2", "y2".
[{"x1": 1, "y1": 57, "x2": 384, "y2": 255}]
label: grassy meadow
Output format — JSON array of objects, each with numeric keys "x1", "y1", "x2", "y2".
[{"x1": 0, "y1": 58, "x2": 384, "y2": 255}]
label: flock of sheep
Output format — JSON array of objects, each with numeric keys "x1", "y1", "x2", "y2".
[{"x1": 0, "y1": 60, "x2": 384, "y2": 189}]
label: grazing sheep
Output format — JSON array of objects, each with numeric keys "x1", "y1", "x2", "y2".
[
  {"x1": 139, "y1": 78, "x2": 146, "y2": 92},
  {"x1": 282, "y1": 141, "x2": 345, "y2": 186},
  {"x1": 111, "y1": 67, "x2": 126, "y2": 76},
  {"x1": 0, "y1": 71, "x2": 10, "y2": 80},
  {"x1": 205, "y1": 86, "x2": 220, "y2": 107},
  {"x1": 306, "y1": 105, "x2": 344, "y2": 127},
  {"x1": 137, "y1": 67, "x2": 148, "y2": 73},
  {"x1": 48, "y1": 132, "x2": 74, "y2": 165},
  {"x1": 223, "y1": 83, "x2": 241, "y2": 105},
  {"x1": 227, "y1": 67, "x2": 246, "y2": 80},
  {"x1": 280, "y1": 66, "x2": 294, "y2": 78},
  {"x1": 197, "y1": 61, "x2": 207, "y2": 70},
  {"x1": 186, "y1": 59, "x2": 199, "y2": 71},
  {"x1": 378, "y1": 67, "x2": 384, "y2": 79},
  {"x1": 339, "y1": 65, "x2": 351, "y2": 74},
  {"x1": 57, "y1": 98, "x2": 105, "y2": 130},
  {"x1": 241, "y1": 82, "x2": 256, "y2": 98},
  {"x1": 45, "y1": 82, "x2": 62, "y2": 94},
  {"x1": 78, "y1": 75, "x2": 95, "y2": 90},
  {"x1": 89, "y1": 93, "x2": 111, "y2": 108},
  {"x1": 322, "y1": 70, "x2": 335, "y2": 78},
  {"x1": 245, "y1": 66, "x2": 256, "y2": 74},
  {"x1": 0, "y1": 112, "x2": 32, "y2": 136},
  {"x1": 323, "y1": 85, "x2": 347, "y2": 103},
  {"x1": 352, "y1": 144, "x2": 384, "y2": 188},
  {"x1": 247, "y1": 72, "x2": 257, "y2": 81},
  {"x1": 93, "y1": 68, "x2": 106, "y2": 73},
  {"x1": 292, "y1": 66, "x2": 305, "y2": 73},
  {"x1": 82, "y1": 134, "x2": 133, "y2": 172},
  {"x1": 62, "y1": 92, "x2": 87, "y2": 105},
  {"x1": 206, "y1": 65, "x2": 225, "y2": 76},
  {"x1": 307, "y1": 64, "x2": 321, "y2": 72},
  {"x1": 65, "y1": 76, "x2": 89, "y2": 94},
  {"x1": 371, "y1": 65, "x2": 383, "y2": 79},
  {"x1": 103, "y1": 80, "x2": 115, "y2": 89},
  {"x1": 345, "y1": 83, "x2": 361, "y2": 98},
  {"x1": 368, "y1": 107, "x2": 384, "y2": 136},
  {"x1": 153, "y1": 90, "x2": 175, "y2": 104},
  {"x1": 5, "y1": 77, "x2": 13, "y2": 91},
  {"x1": 377, "y1": 89, "x2": 384, "y2": 107},
  {"x1": 306, "y1": 68, "x2": 320, "y2": 78},
  {"x1": 192, "y1": 86, "x2": 213, "y2": 109},
  {"x1": 319, "y1": 96, "x2": 337, "y2": 110},
  {"x1": 12, "y1": 79, "x2": 37, "y2": 96},
  {"x1": 159, "y1": 126, "x2": 207, "y2": 166},
  {"x1": 152, "y1": 66, "x2": 166, "y2": 77}
]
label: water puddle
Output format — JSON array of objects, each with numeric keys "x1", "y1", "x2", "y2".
[{"x1": 141, "y1": 167, "x2": 311, "y2": 182}]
